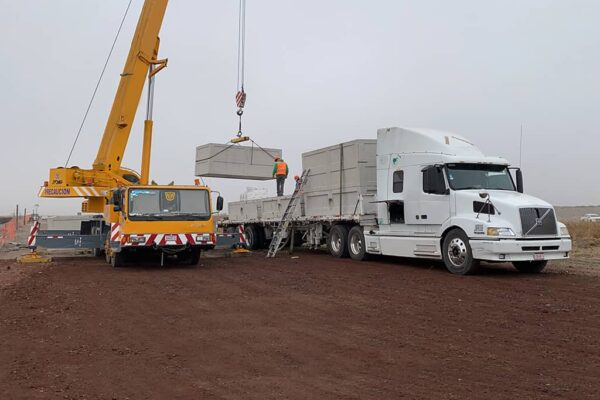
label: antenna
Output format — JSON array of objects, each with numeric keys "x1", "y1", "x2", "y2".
[{"x1": 519, "y1": 124, "x2": 523, "y2": 167}]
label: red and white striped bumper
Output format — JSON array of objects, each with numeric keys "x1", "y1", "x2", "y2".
[{"x1": 118, "y1": 233, "x2": 217, "y2": 247}]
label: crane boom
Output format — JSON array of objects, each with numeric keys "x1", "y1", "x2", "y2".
[
  {"x1": 40, "y1": 0, "x2": 169, "y2": 212},
  {"x1": 94, "y1": 0, "x2": 168, "y2": 173}
]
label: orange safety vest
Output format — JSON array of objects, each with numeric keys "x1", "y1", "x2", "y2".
[{"x1": 276, "y1": 161, "x2": 288, "y2": 176}]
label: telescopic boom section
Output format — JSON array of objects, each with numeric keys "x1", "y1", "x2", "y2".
[{"x1": 93, "y1": 0, "x2": 168, "y2": 174}]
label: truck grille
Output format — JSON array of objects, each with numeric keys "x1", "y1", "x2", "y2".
[{"x1": 519, "y1": 207, "x2": 557, "y2": 236}]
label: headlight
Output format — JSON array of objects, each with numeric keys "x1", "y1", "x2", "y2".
[
  {"x1": 129, "y1": 235, "x2": 146, "y2": 243},
  {"x1": 560, "y1": 226, "x2": 570, "y2": 236},
  {"x1": 487, "y1": 227, "x2": 515, "y2": 237}
]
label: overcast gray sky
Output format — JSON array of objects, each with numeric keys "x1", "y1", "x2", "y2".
[{"x1": 1, "y1": 0, "x2": 599, "y2": 215}]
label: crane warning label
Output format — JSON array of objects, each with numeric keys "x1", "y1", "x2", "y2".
[{"x1": 43, "y1": 188, "x2": 71, "y2": 196}]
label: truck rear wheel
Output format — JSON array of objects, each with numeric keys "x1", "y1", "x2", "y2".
[
  {"x1": 512, "y1": 260, "x2": 547, "y2": 273},
  {"x1": 328, "y1": 225, "x2": 349, "y2": 258},
  {"x1": 442, "y1": 229, "x2": 479, "y2": 275},
  {"x1": 348, "y1": 226, "x2": 367, "y2": 261}
]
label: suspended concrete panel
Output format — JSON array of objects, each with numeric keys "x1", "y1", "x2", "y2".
[{"x1": 195, "y1": 143, "x2": 283, "y2": 180}]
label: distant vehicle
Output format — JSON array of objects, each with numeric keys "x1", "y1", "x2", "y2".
[{"x1": 580, "y1": 213, "x2": 600, "y2": 222}]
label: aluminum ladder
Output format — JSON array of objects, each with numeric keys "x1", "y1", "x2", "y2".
[{"x1": 266, "y1": 169, "x2": 309, "y2": 258}]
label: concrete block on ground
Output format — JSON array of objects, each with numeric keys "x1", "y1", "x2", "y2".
[{"x1": 195, "y1": 143, "x2": 282, "y2": 180}]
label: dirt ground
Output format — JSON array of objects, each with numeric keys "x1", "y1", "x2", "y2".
[{"x1": 0, "y1": 251, "x2": 599, "y2": 400}]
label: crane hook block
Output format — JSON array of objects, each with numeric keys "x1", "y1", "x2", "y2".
[{"x1": 235, "y1": 90, "x2": 247, "y2": 108}]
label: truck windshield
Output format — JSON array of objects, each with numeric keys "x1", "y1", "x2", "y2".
[
  {"x1": 128, "y1": 189, "x2": 211, "y2": 221},
  {"x1": 446, "y1": 164, "x2": 515, "y2": 191}
]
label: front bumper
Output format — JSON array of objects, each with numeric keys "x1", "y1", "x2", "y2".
[
  {"x1": 110, "y1": 233, "x2": 216, "y2": 252},
  {"x1": 470, "y1": 237, "x2": 572, "y2": 262}
]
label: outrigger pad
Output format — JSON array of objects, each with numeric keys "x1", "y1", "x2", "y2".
[
  {"x1": 17, "y1": 252, "x2": 53, "y2": 264},
  {"x1": 195, "y1": 143, "x2": 282, "y2": 180}
]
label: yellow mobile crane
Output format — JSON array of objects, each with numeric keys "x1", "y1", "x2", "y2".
[{"x1": 39, "y1": 0, "x2": 222, "y2": 266}]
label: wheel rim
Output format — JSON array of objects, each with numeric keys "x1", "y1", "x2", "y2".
[
  {"x1": 330, "y1": 230, "x2": 341, "y2": 253},
  {"x1": 350, "y1": 233, "x2": 362, "y2": 255},
  {"x1": 448, "y1": 237, "x2": 467, "y2": 267}
]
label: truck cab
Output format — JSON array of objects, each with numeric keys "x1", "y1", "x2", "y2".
[
  {"x1": 365, "y1": 127, "x2": 572, "y2": 274},
  {"x1": 105, "y1": 185, "x2": 223, "y2": 267}
]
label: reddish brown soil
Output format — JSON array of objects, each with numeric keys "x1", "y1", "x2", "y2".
[{"x1": 0, "y1": 252, "x2": 599, "y2": 399}]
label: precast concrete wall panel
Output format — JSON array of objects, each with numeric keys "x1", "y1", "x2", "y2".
[
  {"x1": 195, "y1": 143, "x2": 282, "y2": 180},
  {"x1": 260, "y1": 196, "x2": 302, "y2": 220},
  {"x1": 301, "y1": 140, "x2": 377, "y2": 217},
  {"x1": 228, "y1": 200, "x2": 262, "y2": 221},
  {"x1": 303, "y1": 188, "x2": 377, "y2": 218},
  {"x1": 302, "y1": 140, "x2": 376, "y2": 193}
]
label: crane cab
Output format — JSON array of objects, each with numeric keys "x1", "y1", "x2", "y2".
[{"x1": 104, "y1": 185, "x2": 223, "y2": 266}]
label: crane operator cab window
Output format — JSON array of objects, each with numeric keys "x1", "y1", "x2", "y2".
[{"x1": 128, "y1": 189, "x2": 211, "y2": 221}]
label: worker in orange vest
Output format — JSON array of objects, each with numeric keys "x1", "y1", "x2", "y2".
[{"x1": 272, "y1": 157, "x2": 289, "y2": 196}]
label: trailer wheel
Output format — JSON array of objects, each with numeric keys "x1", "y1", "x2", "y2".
[
  {"x1": 244, "y1": 225, "x2": 260, "y2": 250},
  {"x1": 328, "y1": 225, "x2": 349, "y2": 258},
  {"x1": 256, "y1": 226, "x2": 267, "y2": 249},
  {"x1": 348, "y1": 226, "x2": 367, "y2": 261},
  {"x1": 512, "y1": 260, "x2": 547, "y2": 273},
  {"x1": 442, "y1": 229, "x2": 479, "y2": 275}
]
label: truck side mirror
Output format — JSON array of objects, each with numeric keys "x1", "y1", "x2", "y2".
[
  {"x1": 111, "y1": 191, "x2": 122, "y2": 212},
  {"x1": 516, "y1": 169, "x2": 524, "y2": 193},
  {"x1": 216, "y1": 196, "x2": 224, "y2": 212}
]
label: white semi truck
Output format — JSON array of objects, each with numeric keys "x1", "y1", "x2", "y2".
[{"x1": 220, "y1": 127, "x2": 572, "y2": 275}]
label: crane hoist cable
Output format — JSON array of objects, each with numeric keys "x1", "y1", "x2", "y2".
[
  {"x1": 64, "y1": 0, "x2": 134, "y2": 166},
  {"x1": 232, "y1": 0, "x2": 248, "y2": 142}
]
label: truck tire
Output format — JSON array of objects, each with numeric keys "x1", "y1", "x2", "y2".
[
  {"x1": 244, "y1": 225, "x2": 260, "y2": 250},
  {"x1": 256, "y1": 226, "x2": 267, "y2": 249},
  {"x1": 111, "y1": 251, "x2": 124, "y2": 268},
  {"x1": 189, "y1": 248, "x2": 201, "y2": 265},
  {"x1": 348, "y1": 226, "x2": 368, "y2": 261},
  {"x1": 105, "y1": 233, "x2": 112, "y2": 264},
  {"x1": 328, "y1": 225, "x2": 349, "y2": 258},
  {"x1": 442, "y1": 229, "x2": 479, "y2": 275},
  {"x1": 512, "y1": 260, "x2": 547, "y2": 273},
  {"x1": 93, "y1": 248, "x2": 104, "y2": 257}
]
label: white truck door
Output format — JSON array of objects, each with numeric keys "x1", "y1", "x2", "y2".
[{"x1": 417, "y1": 165, "x2": 451, "y2": 229}]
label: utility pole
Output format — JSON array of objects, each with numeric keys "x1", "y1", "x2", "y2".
[{"x1": 15, "y1": 205, "x2": 19, "y2": 228}]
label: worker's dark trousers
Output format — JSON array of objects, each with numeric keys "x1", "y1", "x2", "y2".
[{"x1": 276, "y1": 175, "x2": 286, "y2": 196}]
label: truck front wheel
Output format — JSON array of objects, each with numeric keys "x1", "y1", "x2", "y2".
[
  {"x1": 105, "y1": 233, "x2": 112, "y2": 264},
  {"x1": 111, "y1": 251, "x2": 124, "y2": 268},
  {"x1": 348, "y1": 226, "x2": 367, "y2": 261},
  {"x1": 442, "y1": 229, "x2": 479, "y2": 275},
  {"x1": 512, "y1": 260, "x2": 547, "y2": 273},
  {"x1": 189, "y1": 248, "x2": 201, "y2": 265},
  {"x1": 328, "y1": 225, "x2": 349, "y2": 258}
]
